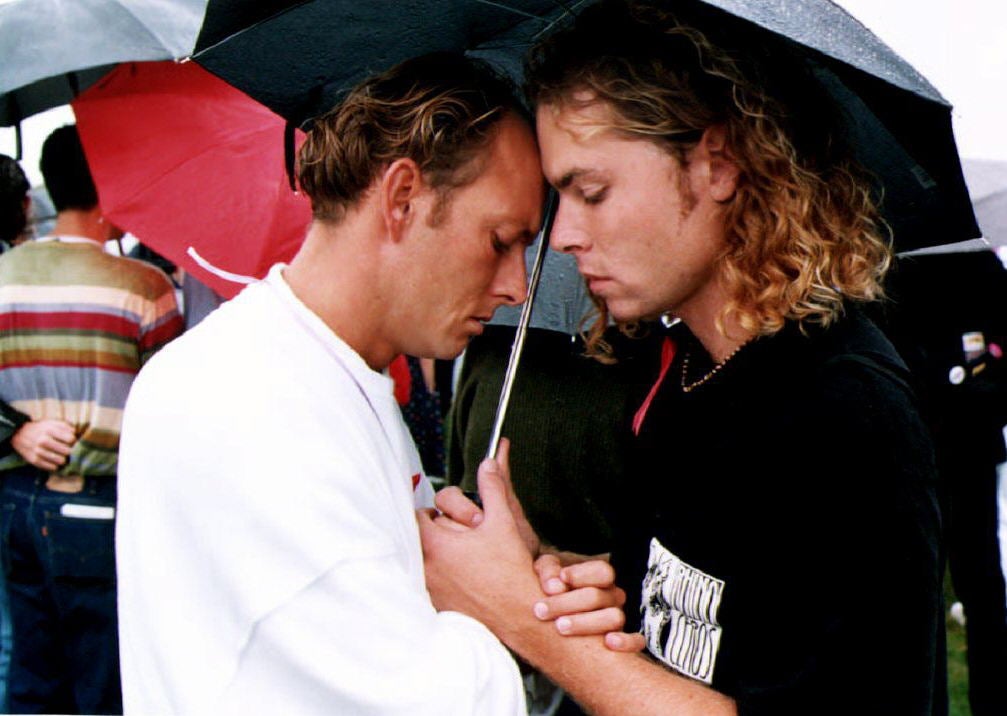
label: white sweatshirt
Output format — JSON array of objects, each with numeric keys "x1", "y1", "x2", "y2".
[{"x1": 117, "y1": 265, "x2": 524, "y2": 715}]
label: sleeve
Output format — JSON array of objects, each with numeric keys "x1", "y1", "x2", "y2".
[
  {"x1": 732, "y1": 356, "x2": 944, "y2": 716},
  {"x1": 0, "y1": 398, "x2": 30, "y2": 453},
  {"x1": 218, "y1": 554, "x2": 526, "y2": 715},
  {"x1": 209, "y1": 391, "x2": 526, "y2": 715},
  {"x1": 137, "y1": 281, "x2": 184, "y2": 364}
]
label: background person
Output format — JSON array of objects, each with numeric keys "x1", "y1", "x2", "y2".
[
  {"x1": 0, "y1": 125, "x2": 183, "y2": 714},
  {"x1": 0, "y1": 154, "x2": 30, "y2": 252}
]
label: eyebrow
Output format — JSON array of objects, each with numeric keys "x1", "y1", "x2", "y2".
[{"x1": 554, "y1": 168, "x2": 598, "y2": 189}]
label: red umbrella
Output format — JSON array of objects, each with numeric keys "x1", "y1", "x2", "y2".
[{"x1": 72, "y1": 61, "x2": 311, "y2": 298}]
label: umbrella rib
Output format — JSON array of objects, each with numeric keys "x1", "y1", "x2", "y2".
[
  {"x1": 474, "y1": 0, "x2": 551, "y2": 23},
  {"x1": 531, "y1": 0, "x2": 593, "y2": 40}
]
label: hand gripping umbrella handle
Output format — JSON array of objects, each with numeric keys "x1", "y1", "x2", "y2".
[{"x1": 485, "y1": 188, "x2": 560, "y2": 461}]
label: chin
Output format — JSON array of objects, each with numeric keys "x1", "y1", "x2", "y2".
[{"x1": 431, "y1": 336, "x2": 468, "y2": 361}]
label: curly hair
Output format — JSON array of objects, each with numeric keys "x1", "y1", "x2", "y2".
[
  {"x1": 525, "y1": 0, "x2": 891, "y2": 355},
  {"x1": 298, "y1": 52, "x2": 527, "y2": 225}
]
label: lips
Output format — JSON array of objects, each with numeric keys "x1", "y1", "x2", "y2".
[
  {"x1": 466, "y1": 316, "x2": 491, "y2": 336},
  {"x1": 583, "y1": 273, "x2": 612, "y2": 293}
]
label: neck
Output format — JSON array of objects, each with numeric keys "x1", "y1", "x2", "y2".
[
  {"x1": 283, "y1": 214, "x2": 395, "y2": 372},
  {"x1": 676, "y1": 280, "x2": 754, "y2": 363},
  {"x1": 50, "y1": 208, "x2": 106, "y2": 242}
]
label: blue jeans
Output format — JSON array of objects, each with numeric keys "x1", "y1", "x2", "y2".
[{"x1": 0, "y1": 467, "x2": 122, "y2": 714}]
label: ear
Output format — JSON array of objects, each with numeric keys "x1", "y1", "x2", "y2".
[
  {"x1": 700, "y1": 124, "x2": 740, "y2": 203},
  {"x1": 380, "y1": 158, "x2": 423, "y2": 242}
]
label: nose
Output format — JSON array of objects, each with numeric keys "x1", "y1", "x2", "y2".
[
  {"x1": 548, "y1": 198, "x2": 590, "y2": 254},
  {"x1": 492, "y1": 247, "x2": 528, "y2": 307}
]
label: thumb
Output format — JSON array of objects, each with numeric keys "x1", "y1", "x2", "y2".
[{"x1": 475, "y1": 457, "x2": 515, "y2": 526}]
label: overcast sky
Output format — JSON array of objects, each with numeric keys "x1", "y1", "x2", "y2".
[{"x1": 3, "y1": 0, "x2": 1006, "y2": 187}]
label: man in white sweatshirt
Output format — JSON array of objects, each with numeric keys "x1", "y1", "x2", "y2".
[{"x1": 115, "y1": 53, "x2": 550, "y2": 714}]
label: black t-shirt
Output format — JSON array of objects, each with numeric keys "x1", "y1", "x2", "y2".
[{"x1": 613, "y1": 309, "x2": 946, "y2": 715}]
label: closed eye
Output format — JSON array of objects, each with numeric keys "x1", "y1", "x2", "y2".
[{"x1": 583, "y1": 188, "x2": 608, "y2": 205}]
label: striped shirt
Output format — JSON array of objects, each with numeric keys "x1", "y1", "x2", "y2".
[{"x1": 0, "y1": 238, "x2": 183, "y2": 477}]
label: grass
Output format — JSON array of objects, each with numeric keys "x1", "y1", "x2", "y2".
[{"x1": 945, "y1": 574, "x2": 971, "y2": 716}]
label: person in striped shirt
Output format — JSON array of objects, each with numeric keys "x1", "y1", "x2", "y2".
[{"x1": 0, "y1": 125, "x2": 183, "y2": 714}]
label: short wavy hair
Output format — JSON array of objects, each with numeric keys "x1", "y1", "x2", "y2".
[
  {"x1": 40, "y1": 125, "x2": 99, "y2": 213},
  {"x1": 298, "y1": 52, "x2": 527, "y2": 224},
  {"x1": 526, "y1": 0, "x2": 891, "y2": 354}
]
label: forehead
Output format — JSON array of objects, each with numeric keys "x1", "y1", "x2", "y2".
[
  {"x1": 459, "y1": 114, "x2": 544, "y2": 228},
  {"x1": 536, "y1": 103, "x2": 617, "y2": 171},
  {"x1": 536, "y1": 102, "x2": 662, "y2": 185}
]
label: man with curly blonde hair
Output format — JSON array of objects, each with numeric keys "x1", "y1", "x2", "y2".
[
  {"x1": 421, "y1": 2, "x2": 945, "y2": 714},
  {"x1": 116, "y1": 53, "x2": 562, "y2": 714}
]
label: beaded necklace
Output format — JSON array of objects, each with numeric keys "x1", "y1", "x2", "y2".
[{"x1": 680, "y1": 340, "x2": 750, "y2": 393}]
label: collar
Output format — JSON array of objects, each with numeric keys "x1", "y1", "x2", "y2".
[{"x1": 35, "y1": 235, "x2": 105, "y2": 249}]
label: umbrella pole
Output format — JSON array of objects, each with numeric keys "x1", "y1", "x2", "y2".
[{"x1": 485, "y1": 189, "x2": 559, "y2": 461}]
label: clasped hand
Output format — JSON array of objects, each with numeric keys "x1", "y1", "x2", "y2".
[{"x1": 418, "y1": 438, "x2": 644, "y2": 652}]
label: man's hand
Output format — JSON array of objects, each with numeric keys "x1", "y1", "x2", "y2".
[
  {"x1": 431, "y1": 439, "x2": 541, "y2": 556},
  {"x1": 532, "y1": 553, "x2": 646, "y2": 652},
  {"x1": 418, "y1": 440, "x2": 546, "y2": 635},
  {"x1": 11, "y1": 419, "x2": 76, "y2": 471}
]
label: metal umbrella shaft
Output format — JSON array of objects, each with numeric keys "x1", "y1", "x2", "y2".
[{"x1": 486, "y1": 188, "x2": 559, "y2": 461}]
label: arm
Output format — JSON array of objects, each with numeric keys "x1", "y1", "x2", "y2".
[
  {"x1": 433, "y1": 440, "x2": 641, "y2": 645},
  {"x1": 419, "y1": 456, "x2": 736, "y2": 715},
  {"x1": 0, "y1": 400, "x2": 76, "y2": 470}
]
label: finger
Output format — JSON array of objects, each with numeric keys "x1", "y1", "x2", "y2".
[
  {"x1": 552, "y1": 607, "x2": 626, "y2": 636},
  {"x1": 605, "y1": 631, "x2": 647, "y2": 653},
  {"x1": 434, "y1": 486, "x2": 483, "y2": 527},
  {"x1": 559, "y1": 560, "x2": 618, "y2": 591},
  {"x1": 416, "y1": 508, "x2": 438, "y2": 526},
  {"x1": 534, "y1": 586, "x2": 625, "y2": 620},
  {"x1": 45, "y1": 423, "x2": 77, "y2": 445},
  {"x1": 31, "y1": 456, "x2": 59, "y2": 472},
  {"x1": 475, "y1": 455, "x2": 513, "y2": 524},
  {"x1": 40, "y1": 438, "x2": 73, "y2": 457},
  {"x1": 43, "y1": 449, "x2": 69, "y2": 467},
  {"x1": 605, "y1": 631, "x2": 646, "y2": 652},
  {"x1": 533, "y1": 554, "x2": 567, "y2": 595},
  {"x1": 431, "y1": 513, "x2": 471, "y2": 533},
  {"x1": 496, "y1": 437, "x2": 512, "y2": 482}
]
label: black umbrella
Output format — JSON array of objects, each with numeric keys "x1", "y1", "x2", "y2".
[
  {"x1": 192, "y1": 0, "x2": 980, "y2": 452},
  {"x1": 194, "y1": 0, "x2": 978, "y2": 253}
]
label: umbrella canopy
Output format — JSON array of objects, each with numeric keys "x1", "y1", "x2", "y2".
[
  {"x1": 974, "y1": 190, "x2": 1007, "y2": 249},
  {"x1": 900, "y1": 159, "x2": 1007, "y2": 256},
  {"x1": 0, "y1": 0, "x2": 205, "y2": 126},
  {"x1": 72, "y1": 61, "x2": 312, "y2": 299},
  {"x1": 962, "y1": 159, "x2": 1007, "y2": 248},
  {"x1": 192, "y1": 0, "x2": 978, "y2": 252}
]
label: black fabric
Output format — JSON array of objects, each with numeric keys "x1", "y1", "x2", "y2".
[
  {"x1": 447, "y1": 324, "x2": 661, "y2": 555},
  {"x1": 875, "y1": 251, "x2": 1007, "y2": 716},
  {"x1": 614, "y1": 309, "x2": 946, "y2": 715},
  {"x1": 0, "y1": 399, "x2": 29, "y2": 451}
]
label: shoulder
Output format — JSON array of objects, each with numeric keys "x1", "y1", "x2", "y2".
[
  {"x1": 791, "y1": 310, "x2": 936, "y2": 468},
  {"x1": 100, "y1": 254, "x2": 177, "y2": 299},
  {"x1": 807, "y1": 310, "x2": 916, "y2": 406}
]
